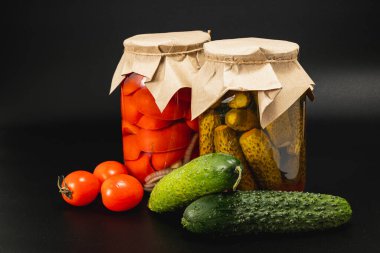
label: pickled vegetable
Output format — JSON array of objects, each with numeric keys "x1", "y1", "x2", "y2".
[
  {"x1": 177, "y1": 88, "x2": 192, "y2": 102},
  {"x1": 186, "y1": 118, "x2": 199, "y2": 132},
  {"x1": 239, "y1": 129, "x2": 282, "y2": 190},
  {"x1": 120, "y1": 74, "x2": 199, "y2": 185},
  {"x1": 199, "y1": 110, "x2": 222, "y2": 155},
  {"x1": 122, "y1": 120, "x2": 140, "y2": 135},
  {"x1": 122, "y1": 135, "x2": 141, "y2": 160},
  {"x1": 151, "y1": 148, "x2": 186, "y2": 171},
  {"x1": 213, "y1": 125, "x2": 257, "y2": 190},
  {"x1": 121, "y1": 73, "x2": 143, "y2": 95},
  {"x1": 228, "y1": 91, "x2": 251, "y2": 109},
  {"x1": 137, "y1": 122, "x2": 192, "y2": 153},
  {"x1": 125, "y1": 153, "x2": 155, "y2": 183},
  {"x1": 225, "y1": 109, "x2": 259, "y2": 131},
  {"x1": 121, "y1": 95, "x2": 143, "y2": 124},
  {"x1": 132, "y1": 88, "x2": 187, "y2": 120},
  {"x1": 137, "y1": 115, "x2": 171, "y2": 130}
]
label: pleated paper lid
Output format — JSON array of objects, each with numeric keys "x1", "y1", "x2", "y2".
[
  {"x1": 110, "y1": 31, "x2": 211, "y2": 111},
  {"x1": 191, "y1": 38, "x2": 315, "y2": 128}
]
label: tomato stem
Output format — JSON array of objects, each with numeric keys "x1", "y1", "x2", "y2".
[{"x1": 57, "y1": 176, "x2": 73, "y2": 199}]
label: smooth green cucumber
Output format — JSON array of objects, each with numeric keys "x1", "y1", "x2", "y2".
[
  {"x1": 182, "y1": 191, "x2": 352, "y2": 235},
  {"x1": 148, "y1": 153, "x2": 242, "y2": 213}
]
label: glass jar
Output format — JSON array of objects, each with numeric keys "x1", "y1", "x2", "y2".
[
  {"x1": 192, "y1": 38, "x2": 314, "y2": 191},
  {"x1": 199, "y1": 93, "x2": 306, "y2": 191},
  {"x1": 110, "y1": 31, "x2": 210, "y2": 189},
  {"x1": 120, "y1": 74, "x2": 199, "y2": 183}
]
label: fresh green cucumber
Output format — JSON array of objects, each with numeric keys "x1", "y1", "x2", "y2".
[
  {"x1": 148, "y1": 153, "x2": 242, "y2": 213},
  {"x1": 182, "y1": 191, "x2": 352, "y2": 235}
]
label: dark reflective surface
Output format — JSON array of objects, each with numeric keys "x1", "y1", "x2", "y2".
[{"x1": 0, "y1": 118, "x2": 379, "y2": 252}]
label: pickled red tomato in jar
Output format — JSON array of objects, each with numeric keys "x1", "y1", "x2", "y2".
[{"x1": 120, "y1": 73, "x2": 199, "y2": 183}]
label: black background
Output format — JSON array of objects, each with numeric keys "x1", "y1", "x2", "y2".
[{"x1": 1, "y1": 0, "x2": 380, "y2": 252}]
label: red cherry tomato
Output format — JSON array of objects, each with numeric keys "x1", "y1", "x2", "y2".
[
  {"x1": 58, "y1": 170, "x2": 100, "y2": 206},
  {"x1": 186, "y1": 118, "x2": 199, "y2": 131},
  {"x1": 93, "y1": 161, "x2": 128, "y2": 184},
  {"x1": 101, "y1": 174, "x2": 143, "y2": 212}
]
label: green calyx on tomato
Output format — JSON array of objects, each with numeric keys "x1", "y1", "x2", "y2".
[{"x1": 57, "y1": 175, "x2": 72, "y2": 199}]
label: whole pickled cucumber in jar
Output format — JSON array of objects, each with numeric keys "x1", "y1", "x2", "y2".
[
  {"x1": 199, "y1": 109, "x2": 222, "y2": 155},
  {"x1": 225, "y1": 109, "x2": 260, "y2": 131},
  {"x1": 227, "y1": 91, "x2": 252, "y2": 109},
  {"x1": 240, "y1": 129, "x2": 282, "y2": 190},
  {"x1": 214, "y1": 125, "x2": 257, "y2": 190}
]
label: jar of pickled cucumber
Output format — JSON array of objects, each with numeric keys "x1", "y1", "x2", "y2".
[
  {"x1": 191, "y1": 38, "x2": 314, "y2": 191},
  {"x1": 110, "y1": 31, "x2": 211, "y2": 190}
]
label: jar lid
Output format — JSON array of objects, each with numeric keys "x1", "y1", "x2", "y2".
[
  {"x1": 191, "y1": 38, "x2": 314, "y2": 128},
  {"x1": 204, "y1": 37, "x2": 299, "y2": 63},
  {"x1": 123, "y1": 31, "x2": 210, "y2": 55},
  {"x1": 111, "y1": 31, "x2": 211, "y2": 112}
]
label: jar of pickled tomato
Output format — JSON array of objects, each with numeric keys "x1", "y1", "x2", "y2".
[{"x1": 110, "y1": 31, "x2": 211, "y2": 190}]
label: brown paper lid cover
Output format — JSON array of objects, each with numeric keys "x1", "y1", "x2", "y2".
[
  {"x1": 110, "y1": 31, "x2": 211, "y2": 111},
  {"x1": 191, "y1": 38, "x2": 314, "y2": 127}
]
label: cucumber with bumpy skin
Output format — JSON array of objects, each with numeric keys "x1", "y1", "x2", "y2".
[
  {"x1": 148, "y1": 153, "x2": 242, "y2": 213},
  {"x1": 182, "y1": 191, "x2": 352, "y2": 236},
  {"x1": 213, "y1": 125, "x2": 257, "y2": 190}
]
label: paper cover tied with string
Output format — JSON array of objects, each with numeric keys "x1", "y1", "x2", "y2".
[
  {"x1": 191, "y1": 37, "x2": 314, "y2": 128},
  {"x1": 110, "y1": 30, "x2": 211, "y2": 111}
]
